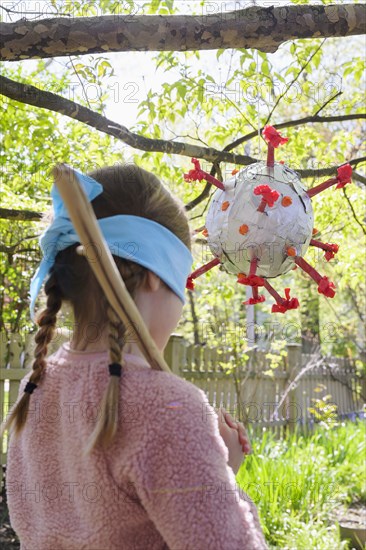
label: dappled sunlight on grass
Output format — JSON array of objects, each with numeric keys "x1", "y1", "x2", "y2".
[{"x1": 237, "y1": 421, "x2": 365, "y2": 548}]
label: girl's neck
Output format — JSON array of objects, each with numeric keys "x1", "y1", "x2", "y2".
[{"x1": 69, "y1": 333, "x2": 153, "y2": 362}]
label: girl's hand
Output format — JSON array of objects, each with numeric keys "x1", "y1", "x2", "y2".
[
  {"x1": 224, "y1": 410, "x2": 252, "y2": 455},
  {"x1": 217, "y1": 407, "x2": 252, "y2": 475}
]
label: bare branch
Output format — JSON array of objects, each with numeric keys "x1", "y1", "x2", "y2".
[
  {"x1": 265, "y1": 39, "x2": 326, "y2": 125},
  {"x1": 271, "y1": 353, "x2": 325, "y2": 422},
  {"x1": 68, "y1": 56, "x2": 92, "y2": 110},
  {"x1": 346, "y1": 286, "x2": 365, "y2": 324},
  {"x1": 342, "y1": 187, "x2": 366, "y2": 235},
  {"x1": 313, "y1": 91, "x2": 343, "y2": 117}
]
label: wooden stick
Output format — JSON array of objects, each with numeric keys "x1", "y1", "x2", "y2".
[{"x1": 52, "y1": 163, "x2": 171, "y2": 373}]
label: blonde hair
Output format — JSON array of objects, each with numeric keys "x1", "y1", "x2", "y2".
[{"x1": 0, "y1": 163, "x2": 191, "y2": 455}]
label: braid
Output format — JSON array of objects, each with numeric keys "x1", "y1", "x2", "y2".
[
  {"x1": 83, "y1": 264, "x2": 145, "y2": 456},
  {"x1": 30, "y1": 285, "x2": 62, "y2": 385},
  {"x1": 0, "y1": 281, "x2": 62, "y2": 439},
  {"x1": 107, "y1": 305, "x2": 123, "y2": 365}
]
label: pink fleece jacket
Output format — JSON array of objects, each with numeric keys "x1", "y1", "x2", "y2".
[{"x1": 6, "y1": 342, "x2": 267, "y2": 549}]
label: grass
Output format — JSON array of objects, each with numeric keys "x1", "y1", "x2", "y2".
[{"x1": 237, "y1": 420, "x2": 366, "y2": 549}]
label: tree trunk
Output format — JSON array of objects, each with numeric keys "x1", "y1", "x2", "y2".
[
  {"x1": 298, "y1": 274, "x2": 321, "y2": 353},
  {"x1": 188, "y1": 291, "x2": 201, "y2": 345},
  {"x1": 1, "y1": 4, "x2": 365, "y2": 61}
]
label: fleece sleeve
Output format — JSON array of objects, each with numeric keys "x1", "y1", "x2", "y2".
[{"x1": 127, "y1": 377, "x2": 268, "y2": 550}]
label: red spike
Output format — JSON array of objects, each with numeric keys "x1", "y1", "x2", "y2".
[
  {"x1": 307, "y1": 176, "x2": 338, "y2": 198},
  {"x1": 237, "y1": 258, "x2": 265, "y2": 286},
  {"x1": 263, "y1": 281, "x2": 299, "y2": 313},
  {"x1": 335, "y1": 164, "x2": 353, "y2": 188},
  {"x1": 310, "y1": 239, "x2": 339, "y2": 261},
  {"x1": 267, "y1": 144, "x2": 275, "y2": 168},
  {"x1": 238, "y1": 259, "x2": 266, "y2": 304},
  {"x1": 307, "y1": 164, "x2": 352, "y2": 198},
  {"x1": 244, "y1": 285, "x2": 265, "y2": 305},
  {"x1": 249, "y1": 257, "x2": 258, "y2": 277},
  {"x1": 294, "y1": 256, "x2": 336, "y2": 298},
  {"x1": 186, "y1": 257, "x2": 221, "y2": 291},
  {"x1": 263, "y1": 279, "x2": 284, "y2": 302},
  {"x1": 254, "y1": 185, "x2": 280, "y2": 213},
  {"x1": 262, "y1": 125, "x2": 288, "y2": 167},
  {"x1": 186, "y1": 277, "x2": 195, "y2": 290},
  {"x1": 237, "y1": 274, "x2": 265, "y2": 286},
  {"x1": 184, "y1": 158, "x2": 225, "y2": 190}
]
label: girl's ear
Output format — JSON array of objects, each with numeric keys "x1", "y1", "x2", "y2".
[{"x1": 146, "y1": 270, "x2": 161, "y2": 292}]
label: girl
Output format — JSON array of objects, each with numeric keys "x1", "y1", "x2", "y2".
[{"x1": 1, "y1": 163, "x2": 267, "y2": 549}]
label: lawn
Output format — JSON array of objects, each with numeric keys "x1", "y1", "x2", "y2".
[{"x1": 238, "y1": 420, "x2": 366, "y2": 549}]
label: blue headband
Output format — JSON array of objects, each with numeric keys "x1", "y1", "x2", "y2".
[{"x1": 29, "y1": 169, "x2": 194, "y2": 321}]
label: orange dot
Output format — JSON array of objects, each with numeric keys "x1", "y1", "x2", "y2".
[
  {"x1": 312, "y1": 227, "x2": 318, "y2": 235},
  {"x1": 232, "y1": 168, "x2": 239, "y2": 175},
  {"x1": 222, "y1": 201, "x2": 230, "y2": 211},
  {"x1": 239, "y1": 224, "x2": 249, "y2": 235},
  {"x1": 287, "y1": 246, "x2": 297, "y2": 257},
  {"x1": 202, "y1": 228, "x2": 208, "y2": 237},
  {"x1": 279, "y1": 160, "x2": 285, "y2": 165},
  {"x1": 281, "y1": 196, "x2": 292, "y2": 207}
]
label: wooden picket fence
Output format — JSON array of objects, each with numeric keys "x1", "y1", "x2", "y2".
[
  {"x1": 164, "y1": 335, "x2": 365, "y2": 430},
  {"x1": 1, "y1": 331, "x2": 365, "y2": 467}
]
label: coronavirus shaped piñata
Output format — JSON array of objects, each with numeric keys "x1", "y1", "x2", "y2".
[{"x1": 184, "y1": 126, "x2": 352, "y2": 313}]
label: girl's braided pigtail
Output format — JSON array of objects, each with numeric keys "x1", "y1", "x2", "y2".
[
  {"x1": 0, "y1": 276, "x2": 62, "y2": 439},
  {"x1": 83, "y1": 263, "x2": 146, "y2": 456},
  {"x1": 83, "y1": 305, "x2": 125, "y2": 456}
]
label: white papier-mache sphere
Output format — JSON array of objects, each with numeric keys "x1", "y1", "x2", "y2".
[{"x1": 205, "y1": 162, "x2": 314, "y2": 279}]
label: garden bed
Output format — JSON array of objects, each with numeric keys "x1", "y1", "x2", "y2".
[{"x1": 336, "y1": 501, "x2": 366, "y2": 549}]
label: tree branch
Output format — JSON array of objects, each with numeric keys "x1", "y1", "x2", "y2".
[
  {"x1": 0, "y1": 207, "x2": 43, "y2": 221},
  {"x1": 0, "y1": 75, "x2": 256, "y2": 165},
  {"x1": 346, "y1": 286, "x2": 365, "y2": 324},
  {"x1": 220, "y1": 113, "x2": 366, "y2": 153},
  {"x1": 2, "y1": 75, "x2": 365, "y2": 182},
  {"x1": 313, "y1": 91, "x2": 343, "y2": 117},
  {"x1": 1, "y1": 4, "x2": 365, "y2": 61},
  {"x1": 342, "y1": 187, "x2": 366, "y2": 235},
  {"x1": 265, "y1": 38, "x2": 326, "y2": 125},
  {"x1": 353, "y1": 171, "x2": 366, "y2": 186},
  {"x1": 299, "y1": 158, "x2": 366, "y2": 178}
]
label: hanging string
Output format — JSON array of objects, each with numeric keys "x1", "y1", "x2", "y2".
[{"x1": 256, "y1": 49, "x2": 261, "y2": 159}]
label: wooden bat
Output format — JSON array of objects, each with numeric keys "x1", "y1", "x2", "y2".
[{"x1": 52, "y1": 163, "x2": 171, "y2": 373}]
